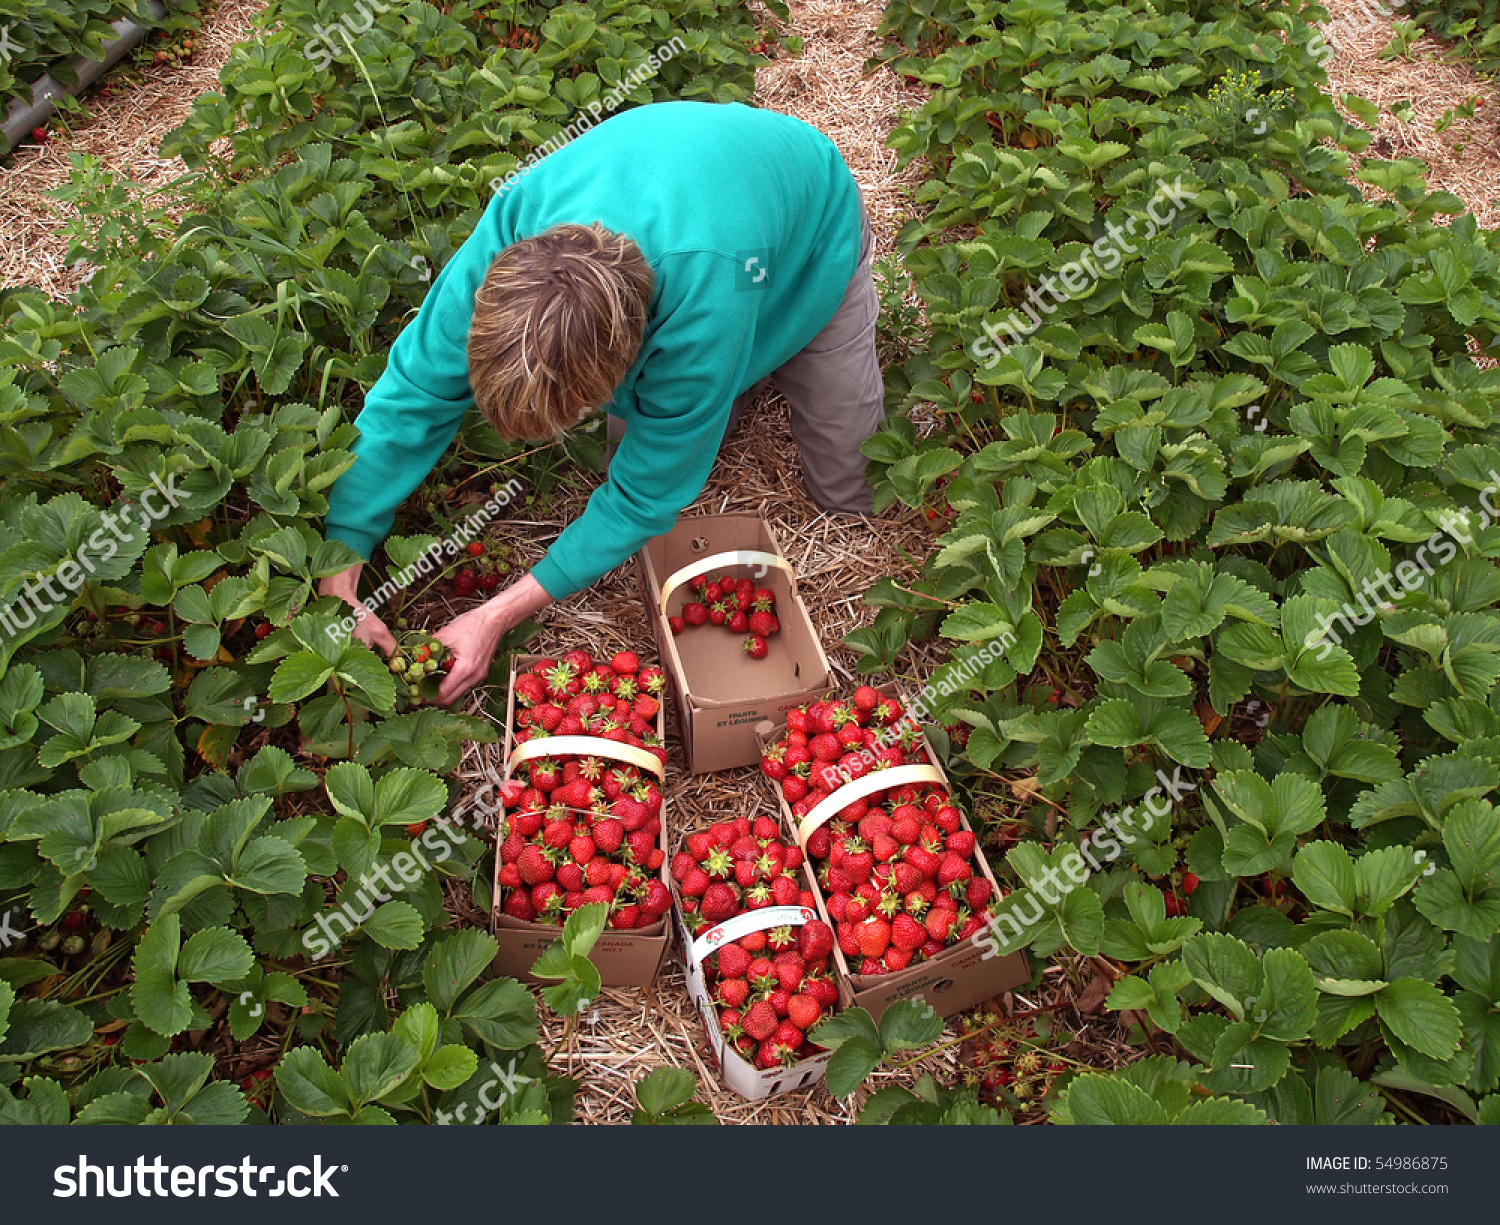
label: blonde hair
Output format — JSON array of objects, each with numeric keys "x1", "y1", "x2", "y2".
[{"x1": 467, "y1": 223, "x2": 653, "y2": 439}]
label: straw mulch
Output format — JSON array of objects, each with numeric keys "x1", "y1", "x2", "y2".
[
  {"x1": 0, "y1": 0, "x2": 268, "y2": 297},
  {"x1": 1317, "y1": 0, "x2": 1500, "y2": 228}
]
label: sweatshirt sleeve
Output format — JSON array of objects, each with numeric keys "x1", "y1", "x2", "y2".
[
  {"x1": 529, "y1": 255, "x2": 758, "y2": 600},
  {"x1": 322, "y1": 243, "x2": 494, "y2": 560}
]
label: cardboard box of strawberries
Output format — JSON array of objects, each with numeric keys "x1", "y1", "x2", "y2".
[
  {"x1": 672, "y1": 816, "x2": 838, "y2": 1100},
  {"x1": 636, "y1": 513, "x2": 833, "y2": 773},
  {"x1": 490, "y1": 648, "x2": 673, "y2": 985},
  {"x1": 757, "y1": 684, "x2": 1030, "y2": 1020}
]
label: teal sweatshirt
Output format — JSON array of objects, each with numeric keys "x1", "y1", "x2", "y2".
[{"x1": 323, "y1": 100, "x2": 862, "y2": 599}]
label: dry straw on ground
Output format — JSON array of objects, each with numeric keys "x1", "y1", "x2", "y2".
[
  {"x1": 1318, "y1": 0, "x2": 1500, "y2": 229},
  {"x1": 0, "y1": 0, "x2": 268, "y2": 298}
]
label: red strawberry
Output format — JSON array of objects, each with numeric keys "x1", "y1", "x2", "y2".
[
  {"x1": 719, "y1": 978, "x2": 750, "y2": 1008},
  {"x1": 502, "y1": 891, "x2": 537, "y2": 920},
  {"x1": 787, "y1": 993, "x2": 822, "y2": 1031},
  {"x1": 701, "y1": 882, "x2": 740, "y2": 924},
  {"x1": 517, "y1": 845, "x2": 554, "y2": 885},
  {"x1": 809, "y1": 733, "x2": 842, "y2": 763},
  {"x1": 641, "y1": 880, "x2": 672, "y2": 916},
  {"x1": 855, "y1": 917, "x2": 891, "y2": 958},
  {"x1": 797, "y1": 920, "x2": 834, "y2": 960},
  {"x1": 742, "y1": 1000, "x2": 778, "y2": 1041},
  {"x1": 453, "y1": 569, "x2": 478, "y2": 596},
  {"x1": 610, "y1": 650, "x2": 639, "y2": 675},
  {"x1": 843, "y1": 848, "x2": 875, "y2": 885},
  {"x1": 891, "y1": 914, "x2": 927, "y2": 952},
  {"x1": 668, "y1": 616, "x2": 686, "y2": 635},
  {"x1": 592, "y1": 817, "x2": 624, "y2": 853},
  {"x1": 717, "y1": 943, "x2": 752, "y2": 979},
  {"x1": 945, "y1": 830, "x2": 977, "y2": 858},
  {"x1": 743, "y1": 634, "x2": 768, "y2": 660},
  {"x1": 466, "y1": 540, "x2": 485, "y2": 556},
  {"x1": 683, "y1": 602, "x2": 708, "y2": 626},
  {"x1": 748, "y1": 610, "x2": 779, "y2": 637},
  {"x1": 1182, "y1": 872, "x2": 1199, "y2": 896},
  {"x1": 925, "y1": 909, "x2": 957, "y2": 943},
  {"x1": 255, "y1": 622, "x2": 272, "y2": 639},
  {"x1": 767, "y1": 953, "x2": 801, "y2": 996}
]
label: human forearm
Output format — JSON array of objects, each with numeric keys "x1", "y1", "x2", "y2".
[{"x1": 478, "y1": 571, "x2": 554, "y2": 631}]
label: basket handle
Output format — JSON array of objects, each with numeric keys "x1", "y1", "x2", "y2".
[
  {"x1": 507, "y1": 734, "x2": 665, "y2": 779},
  {"x1": 689, "y1": 904, "x2": 817, "y2": 964},
  {"x1": 658, "y1": 550, "x2": 795, "y2": 618},
  {"x1": 795, "y1": 763, "x2": 946, "y2": 848}
]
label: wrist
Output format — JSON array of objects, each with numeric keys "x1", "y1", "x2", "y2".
[
  {"x1": 320, "y1": 563, "x2": 362, "y2": 597},
  {"x1": 477, "y1": 592, "x2": 513, "y2": 635}
]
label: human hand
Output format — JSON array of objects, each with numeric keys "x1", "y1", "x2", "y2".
[
  {"x1": 434, "y1": 573, "x2": 555, "y2": 704},
  {"x1": 319, "y1": 563, "x2": 398, "y2": 656}
]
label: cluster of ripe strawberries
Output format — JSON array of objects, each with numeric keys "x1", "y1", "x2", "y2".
[
  {"x1": 675, "y1": 816, "x2": 839, "y2": 1070},
  {"x1": 761, "y1": 687, "x2": 997, "y2": 975},
  {"x1": 451, "y1": 540, "x2": 508, "y2": 597},
  {"x1": 667, "y1": 572, "x2": 781, "y2": 660},
  {"x1": 496, "y1": 649, "x2": 672, "y2": 928}
]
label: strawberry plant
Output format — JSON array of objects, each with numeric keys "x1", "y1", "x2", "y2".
[
  {"x1": 852, "y1": 0, "x2": 1500, "y2": 1122},
  {"x1": 1400, "y1": 0, "x2": 1500, "y2": 74}
]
